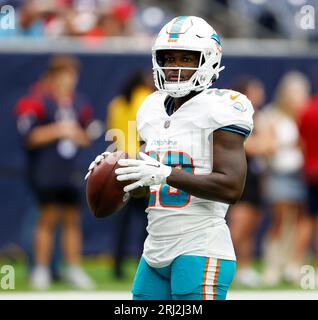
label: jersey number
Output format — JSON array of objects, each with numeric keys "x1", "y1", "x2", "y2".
[{"x1": 147, "y1": 151, "x2": 194, "y2": 208}]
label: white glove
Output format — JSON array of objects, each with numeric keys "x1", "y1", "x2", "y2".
[
  {"x1": 115, "y1": 152, "x2": 172, "y2": 192},
  {"x1": 84, "y1": 151, "x2": 111, "y2": 180}
]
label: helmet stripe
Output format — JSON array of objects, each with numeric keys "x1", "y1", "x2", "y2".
[
  {"x1": 168, "y1": 16, "x2": 188, "y2": 42},
  {"x1": 211, "y1": 33, "x2": 221, "y2": 45}
]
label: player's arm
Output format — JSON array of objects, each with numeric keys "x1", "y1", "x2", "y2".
[
  {"x1": 166, "y1": 130, "x2": 246, "y2": 204},
  {"x1": 116, "y1": 130, "x2": 247, "y2": 205},
  {"x1": 27, "y1": 121, "x2": 90, "y2": 149}
]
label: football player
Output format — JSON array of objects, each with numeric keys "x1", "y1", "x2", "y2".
[{"x1": 87, "y1": 16, "x2": 254, "y2": 300}]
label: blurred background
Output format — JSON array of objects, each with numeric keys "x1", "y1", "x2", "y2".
[{"x1": 1, "y1": 0, "x2": 318, "y2": 297}]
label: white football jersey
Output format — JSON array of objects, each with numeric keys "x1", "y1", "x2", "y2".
[{"x1": 136, "y1": 88, "x2": 254, "y2": 268}]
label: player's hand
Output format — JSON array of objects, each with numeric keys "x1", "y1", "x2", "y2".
[
  {"x1": 115, "y1": 152, "x2": 172, "y2": 192},
  {"x1": 84, "y1": 151, "x2": 111, "y2": 180}
]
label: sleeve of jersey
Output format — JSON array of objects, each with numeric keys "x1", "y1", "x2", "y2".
[
  {"x1": 211, "y1": 94, "x2": 254, "y2": 138},
  {"x1": 15, "y1": 96, "x2": 45, "y2": 137}
]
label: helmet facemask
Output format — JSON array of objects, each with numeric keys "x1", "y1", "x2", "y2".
[{"x1": 152, "y1": 48, "x2": 222, "y2": 98}]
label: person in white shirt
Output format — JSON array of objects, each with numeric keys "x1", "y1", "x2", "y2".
[{"x1": 261, "y1": 71, "x2": 311, "y2": 286}]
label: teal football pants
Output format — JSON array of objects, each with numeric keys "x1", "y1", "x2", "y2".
[{"x1": 132, "y1": 255, "x2": 236, "y2": 300}]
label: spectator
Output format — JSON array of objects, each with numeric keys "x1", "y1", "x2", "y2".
[
  {"x1": 290, "y1": 87, "x2": 318, "y2": 285},
  {"x1": 84, "y1": 12, "x2": 123, "y2": 38},
  {"x1": 0, "y1": 0, "x2": 45, "y2": 37},
  {"x1": 15, "y1": 55, "x2": 95, "y2": 290},
  {"x1": 228, "y1": 76, "x2": 268, "y2": 287},
  {"x1": 261, "y1": 71, "x2": 311, "y2": 286},
  {"x1": 18, "y1": 71, "x2": 63, "y2": 282},
  {"x1": 84, "y1": 1, "x2": 135, "y2": 40}
]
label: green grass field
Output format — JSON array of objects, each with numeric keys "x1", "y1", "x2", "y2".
[
  {"x1": 0, "y1": 255, "x2": 304, "y2": 293},
  {"x1": 0, "y1": 256, "x2": 137, "y2": 292}
]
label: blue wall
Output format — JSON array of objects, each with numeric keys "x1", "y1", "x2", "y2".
[{"x1": 1, "y1": 52, "x2": 317, "y2": 256}]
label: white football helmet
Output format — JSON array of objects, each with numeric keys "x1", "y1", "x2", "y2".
[{"x1": 152, "y1": 16, "x2": 224, "y2": 98}]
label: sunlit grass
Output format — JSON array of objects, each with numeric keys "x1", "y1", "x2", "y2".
[
  {"x1": 0, "y1": 255, "x2": 138, "y2": 292},
  {"x1": 0, "y1": 256, "x2": 307, "y2": 292}
]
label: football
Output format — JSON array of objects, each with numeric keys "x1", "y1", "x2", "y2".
[{"x1": 86, "y1": 151, "x2": 131, "y2": 218}]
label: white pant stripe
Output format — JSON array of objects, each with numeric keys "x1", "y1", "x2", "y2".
[{"x1": 203, "y1": 258, "x2": 220, "y2": 300}]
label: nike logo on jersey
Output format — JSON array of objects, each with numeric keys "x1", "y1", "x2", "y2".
[{"x1": 230, "y1": 93, "x2": 240, "y2": 100}]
